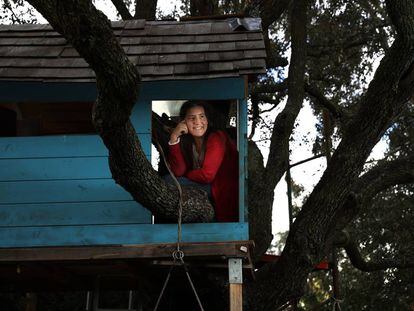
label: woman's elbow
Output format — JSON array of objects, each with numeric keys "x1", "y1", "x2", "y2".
[
  {"x1": 200, "y1": 171, "x2": 216, "y2": 183},
  {"x1": 171, "y1": 167, "x2": 186, "y2": 177}
]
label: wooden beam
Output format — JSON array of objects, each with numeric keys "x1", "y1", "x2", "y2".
[
  {"x1": 0, "y1": 241, "x2": 253, "y2": 262},
  {"x1": 25, "y1": 293, "x2": 37, "y2": 311},
  {"x1": 230, "y1": 284, "x2": 243, "y2": 311}
]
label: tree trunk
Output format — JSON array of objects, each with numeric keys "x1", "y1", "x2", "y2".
[
  {"x1": 247, "y1": 0, "x2": 414, "y2": 308},
  {"x1": 134, "y1": 0, "x2": 157, "y2": 20}
]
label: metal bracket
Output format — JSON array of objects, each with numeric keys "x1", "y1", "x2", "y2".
[{"x1": 228, "y1": 258, "x2": 243, "y2": 284}]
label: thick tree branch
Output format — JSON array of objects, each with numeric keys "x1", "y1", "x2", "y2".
[
  {"x1": 27, "y1": 0, "x2": 214, "y2": 222},
  {"x1": 334, "y1": 231, "x2": 414, "y2": 272},
  {"x1": 134, "y1": 0, "x2": 157, "y2": 20},
  {"x1": 262, "y1": 0, "x2": 307, "y2": 194},
  {"x1": 246, "y1": 0, "x2": 291, "y2": 29},
  {"x1": 251, "y1": 80, "x2": 287, "y2": 95},
  {"x1": 331, "y1": 156, "x2": 414, "y2": 244},
  {"x1": 249, "y1": 0, "x2": 414, "y2": 308},
  {"x1": 355, "y1": 156, "x2": 414, "y2": 202},
  {"x1": 305, "y1": 83, "x2": 351, "y2": 122},
  {"x1": 307, "y1": 22, "x2": 389, "y2": 58},
  {"x1": 245, "y1": 0, "x2": 291, "y2": 69},
  {"x1": 249, "y1": 93, "x2": 260, "y2": 140},
  {"x1": 256, "y1": 95, "x2": 282, "y2": 106},
  {"x1": 307, "y1": 35, "x2": 372, "y2": 58},
  {"x1": 262, "y1": 30, "x2": 289, "y2": 69},
  {"x1": 245, "y1": 0, "x2": 307, "y2": 264},
  {"x1": 247, "y1": 140, "x2": 272, "y2": 259},
  {"x1": 247, "y1": 0, "x2": 309, "y2": 307},
  {"x1": 110, "y1": 0, "x2": 133, "y2": 20},
  {"x1": 345, "y1": 239, "x2": 414, "y2": 271}
]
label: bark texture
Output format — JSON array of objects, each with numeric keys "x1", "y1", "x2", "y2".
[
  {"x1": 134, "y1": 0, "x2": 157, "y2": 20},
  {"x1": 110, "y1": 0, "x2": 133, "y2": 20},
  {"x1": 247, "y1": 0, "x2": 308, "y2": 262}
]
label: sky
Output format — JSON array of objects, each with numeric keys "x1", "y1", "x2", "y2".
[{"x1": 20, "y1": 0, "x2": 388, "y2": 251}]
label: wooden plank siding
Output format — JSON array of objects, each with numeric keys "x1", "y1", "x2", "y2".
[
  {"x1": 0, "y1": 223, "x2": 248, "y2": 247},
  {"x1": 0, "y1": 201, "x2": 150, "y2": 226},
  {"x1": 1, "y1": 179, "x2": 136, "y2": 204},
  {"x1": 0, "y1": 104, "x2": 153, "y2": 245},
  {"x1": 0, "y1": 134, "x2": 150, "y2": 158}
]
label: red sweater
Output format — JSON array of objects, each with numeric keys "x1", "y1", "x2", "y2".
[{"x1": 168, "y1": 131, "x2": 239, "y2": 222}]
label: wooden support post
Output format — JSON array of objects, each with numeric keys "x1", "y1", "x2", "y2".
[
  {"x1": 85, "y1": 291, "x2": 92, "y2": 311},
  {"x1": 229, "y1": 258, "x2": 243, "y2": 311},
  {"x1": 25, "y1": 293, "x2": 37, "y2": 311},
  {"x1": 92, "y1": 277, "x2": 100, "y2": 311}
]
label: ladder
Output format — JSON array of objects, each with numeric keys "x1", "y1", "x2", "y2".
[{"x1": 85, "y1": 278, "x2": 141, "y2": 311}]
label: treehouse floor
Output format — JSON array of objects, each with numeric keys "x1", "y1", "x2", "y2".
[{"x1": 0, "y1": 241, "x2": 253, "y2": 292}]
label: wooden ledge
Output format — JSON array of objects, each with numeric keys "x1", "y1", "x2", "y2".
[
  {"x1": 0, "y1": 241, "x2": 254, "y2": 263},
  {"x1": 0, "y1": 241, "x2": 255, "y2": 292}
]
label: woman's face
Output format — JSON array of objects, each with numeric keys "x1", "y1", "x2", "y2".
[{"x1": 184, "y1": 105, "x2": 208, "y2": 138}]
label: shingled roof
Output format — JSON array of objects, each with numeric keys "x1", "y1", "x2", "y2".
[{"x1": 0, "y1": 18, "x2": 266, "y2": 82}]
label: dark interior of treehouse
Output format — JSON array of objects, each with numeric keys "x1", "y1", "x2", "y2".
[{"x1": 0, "y1": 102, "x2": 95, "y2": 137}]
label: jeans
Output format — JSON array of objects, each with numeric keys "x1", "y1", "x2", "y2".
[{"x1": 163, "y1": 174, "x2": 212, "y2": 199}]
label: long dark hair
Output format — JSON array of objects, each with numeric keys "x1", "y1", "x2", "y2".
[{"x1": 179, "y1": 100, "x2": 216, "y2": 169}]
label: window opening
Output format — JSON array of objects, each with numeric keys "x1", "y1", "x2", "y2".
[
  {"x1": 0, "y1": 102, "x2": 95, "y2": 137},
  {"x1": 151, "y1": 100, "x2": 239, "y2": 223}
]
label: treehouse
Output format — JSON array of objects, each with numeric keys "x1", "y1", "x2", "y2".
[{"x1": 0, "y1": 17, "x2": 266, "y2": 309}]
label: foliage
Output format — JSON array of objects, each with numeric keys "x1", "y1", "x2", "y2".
[
  {"x1": 1, "y1": 0, "x2": 38, "y2": 24},
  {"x1": 298, "y1": 104, "x2": 414, "y2": 310}
]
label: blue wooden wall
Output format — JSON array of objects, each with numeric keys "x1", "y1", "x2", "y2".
[{"x1": 0, "y1": 78, "x2": 249, "y2": 247}]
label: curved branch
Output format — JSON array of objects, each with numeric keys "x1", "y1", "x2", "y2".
[
  {"x1": 307, "y1": 35, "x2": 373, "y2": 58},
  {"x1": 247, "y1": 140, "x2": 273, "y2": 259},
  {"x1": 305, "y1": 82, "x2": 351, "y2": 122},
  {"x1": 249, "y1": 0, "x2": 414, "y2": 308},
  {"x1": 330, "y1": 156, "x2": 414, "y2": 236},
  {"x1": 307, "y1": 22, "x2": 390, "y2": 58},
  {"x1": 344, "y1": 237, "x2": 414, "y2": 272},
  {"x1": 263, "y1": 0, "x2": 307, "y2": 193},
  {"x1": 334, "y1": 231, "x2": 414, "y2": 272},
  {"x1": 134, "y1": 0, "x2": 157, "y2": 20},
  {"x1": 355, "y1": 156, "x2": 414, "y2": 202},
  {"x1": 246, "y1": 0, "x2": 292, "y2": 29},
  {"x1": 110, "y1": 0, "x2": 133, "y2": 20},
  {"x1": 249, "y1": 94, "x2": 260, "y2": 140},
  {"x1": 251, "y1": 80, "x2": 288, "y2": 95},
  {"x1": 263, "y1": 29, "x2": 289, "y2": 69},
  {"x1": 247, "y1": 0, "x2": 309, "y2": 307},
  {"x1": 27, "y1": 0, "x2": 214, "y2": 222}
]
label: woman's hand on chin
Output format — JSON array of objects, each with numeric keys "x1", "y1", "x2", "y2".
[{"x1": 170, "y1": 121, "x2": 188, "y2": 144}]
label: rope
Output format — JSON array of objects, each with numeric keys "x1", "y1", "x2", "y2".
[
  {"x1": 308, "y1": 296, "x2": 343, "y2": 311},
  {"x1": 153, "y1": 139, "x2": 205, "y2": 311},
  {"x1": 180, "y1": 257, "x2": 205, "y2": 311},
  {"x1": 153, "y1": 263, "x2": 174, "y2": 311},
  {"x1": 155, "y1": 139, "x2": 184, "y2": 251},
  {"x1": 331, "y1": 297, "x2": 343, "y2": 311}
]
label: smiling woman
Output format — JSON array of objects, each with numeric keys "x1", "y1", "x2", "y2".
[{"x1": 166, "y1": 100, "x2": 239, "y2": 222}]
